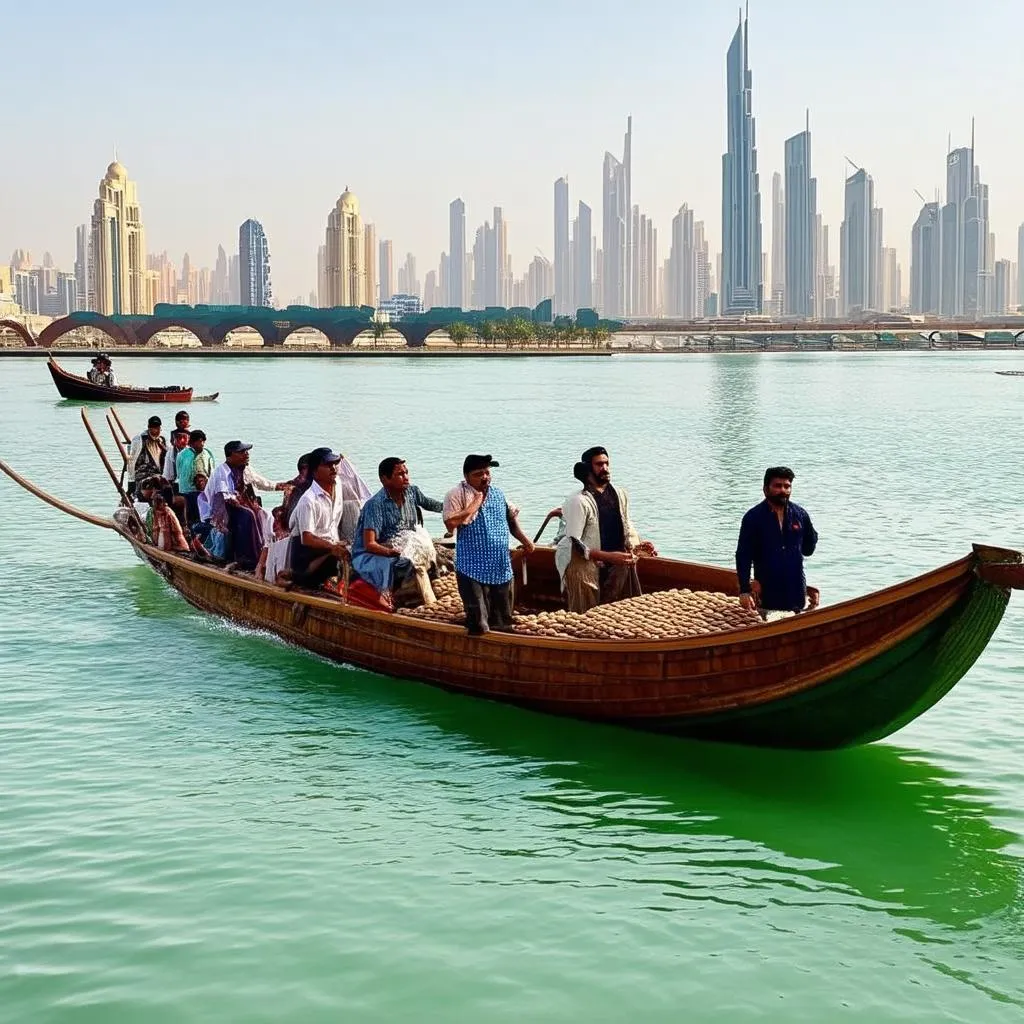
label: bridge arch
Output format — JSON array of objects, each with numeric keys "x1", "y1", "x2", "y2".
[
  {"x1": 1014, "y1": 330, "x2": 1024, "y2": 347},
  {"x1": 208, "y1": 319, "x2": 280, "y2": 346},
  {"x1": 0, "y1": 319, "x2": 36, "y2": 346},
  {"x1": 37, "y1": 314, "x2": 137, "y2": 349},
  {"x1": 279, "y1": 321, "x2": 364, "y2": 347},
  {"x1": 134, "y1": 318, "x2": 213, "y2": 347}
]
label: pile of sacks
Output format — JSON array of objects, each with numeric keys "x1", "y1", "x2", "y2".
[{"x1": 398, "y1": 575, "x2": 761, "y2": 640}]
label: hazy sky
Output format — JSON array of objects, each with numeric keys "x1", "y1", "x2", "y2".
[{"x1": 5, "y1": 0, "x2": 1023, "y2": 302}]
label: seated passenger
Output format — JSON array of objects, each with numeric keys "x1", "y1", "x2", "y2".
[
  {"x1": 175, "y1": 430, "x2": 215, "y2": 526},
  {"x1": 350, "y1": 457, "x2": 443, "y2": 607},
  {"x1": 150, "y1": 493, "x2": 189, "y2": 552},
  {"x1": 289, "y1": 448, "x2": 351, "y2": 590},
  {"x1": 162, "y1": 429, "x2": 190, "y2": 489},
  {"x1": 201, "y1": 440, "x2": 287, "y2": 570},
  {"x1": 256, "y1": 506, "x2": 293, "y2": 583},
  {"x1": 127, "y1": 416, "x2": 167, "y2": 497},
  {"x1": 86, "y1": 353, "x2": 116, "y2": 387}
]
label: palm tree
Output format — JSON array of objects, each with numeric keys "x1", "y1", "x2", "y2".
[{"x1": 370, "y1": 314, "x2": 389, "y2": 348}]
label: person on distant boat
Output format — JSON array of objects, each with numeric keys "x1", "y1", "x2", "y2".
[
  {"x1": 127, "y1": 416, "x2": 167, "y2": 497},
  {"x1": 443, "y1": 454, "x2": 534, "y2": 636},
  {"x1": 201, "y1": 441, "x2": 287, "y2": 571},
  {"x1": 288, "y1": 448, "x2": 354, "y2": 591},
  {"x1": 555, "y1": 446, "x2": 656, "y2": 613},
  {"x1": 351, "y1": 457, "x2": 443, "y2": 607},
  {"x1": 86, "y1": 353, "x2": 116, "y2": 387},
  {"x1": 175, "y1": 430, "x2": 215, "y2": 525},
  {"x1": 735, "y1": 466, "x2": 820, "y2": 619}
]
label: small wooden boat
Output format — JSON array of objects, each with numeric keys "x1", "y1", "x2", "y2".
[
  {"x1": 46, "y1": 356, "x2": 218, "y2": 403},
  {"x1": 995, "y1": 370, "x2": 1024, "y2": 377},
  {"x1": 1, "y1": 414, "x2": 1022, "y2": 750}
]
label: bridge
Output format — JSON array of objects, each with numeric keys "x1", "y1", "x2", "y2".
[
  {"x1": 3, "y1": 305, "x2": 1024, "y2": 349},
  {"x1": 1, "y1": 301, "x2": 607, "y2": 349}
]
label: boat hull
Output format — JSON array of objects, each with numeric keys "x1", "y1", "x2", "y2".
[
  {"x1": 134, "y1": 541, "x2": 1014, "y2": 750},
  {"x1": 46, "y1": 358, "x2": 215, "y2": 403}
]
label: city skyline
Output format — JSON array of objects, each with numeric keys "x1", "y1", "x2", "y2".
[{"x1": 4, "y1": 1, "x2": 1024, "y2": 311}]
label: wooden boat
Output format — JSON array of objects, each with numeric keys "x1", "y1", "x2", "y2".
[
  {"x1": 2, "y1": 425, "x2": 1023, "y2": 750},
  {"x1": 47, "y1": 356, "x2": 218, "y2": 403},
  {"x1": 995, "y1": 370, "x2": 1024, "y2": 377}
]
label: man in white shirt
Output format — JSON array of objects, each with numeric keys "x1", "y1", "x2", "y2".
[
  {"x1": 201, "y1": 440, "x2": 287, "y2": 570},
  {"x1": 290, "y1": 447, "x2": 351, "y2": 589}
]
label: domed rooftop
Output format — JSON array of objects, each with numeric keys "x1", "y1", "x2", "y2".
[
  {"x1": 338, "y1": 187, "x2": 359, "y2": 212},
  {"x1": 106, "y1": 160, "x2": 127, "y2": 180}
]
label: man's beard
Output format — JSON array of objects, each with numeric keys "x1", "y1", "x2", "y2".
[{"x1": 767, "y1": 494, "x2": 788, "y2": 507}]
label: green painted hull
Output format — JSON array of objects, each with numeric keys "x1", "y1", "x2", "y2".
[{"x1": 636, "y1": 579, "x2": 1010, "y2": 749}]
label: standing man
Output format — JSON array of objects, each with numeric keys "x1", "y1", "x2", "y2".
[
  {"x1": 735, "y1": 466, "x2": 820, "y2": 617},
  {"x1": 162, "y1": 429, "x2": 190, "y2": 487},
  {"x1": 201, "y1": 441, "x2": 288, "y2": 570},
  {"x1": 443, "y1": 454, "x2": 535, "y2": 636},
  {"x1": 127, "y1": 416, "x2": 167, "y2": 496},
  {"x1": 351, "y1": 457, "x2": 443, "y2": 605},
  {"x1": 555, "y1": 446, "x2": 656, "y2": 613},
  {"x1": 290, "y1": 447, "x2": 351, "y2": 590}
]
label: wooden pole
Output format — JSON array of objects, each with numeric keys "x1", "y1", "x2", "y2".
[
  {"x1": 533, "y1": 508, "x2": 561, "y2": 544},
  {"x1": 109, "y1": 406, "x2": 132, "y2": 445},
  {"x1": 0, "y1": 458, "x2": 116, "y2": 531},
  {"x1": 80, "y1": 408, "x2": 145, "y2": 531},
  {"x1": 106, "y1": 412, "x2": 129, "y2": 467}
]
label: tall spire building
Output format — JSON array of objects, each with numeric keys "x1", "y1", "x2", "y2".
[
  {"x1": 90, "y1": 160, "x2": 148, "y2": 315},
  {"x1": 238, "y1": 219, "x2": 272, "y2": 307},
  {"x1": 554, "y1": 178, "x2": 571, "y2": 315},
  {"x1": 449, "y1": 198, "x2": 466, "y2": 309},
  {"x1": 783, "y1": 117, "x2": 816, "y2": 318},
  {"x1": 721, "y1": 6, "x2": 763, "y2": 315}
]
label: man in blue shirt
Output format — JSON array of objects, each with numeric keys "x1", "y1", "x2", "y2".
[
  {"x1": 735, "y1": 466, "x2": 820, "y2": 616},
  {"x1": 351, "y1": 457, "x2": 444, "y2": 603},
  {"x1": 443, "y1": 454, "x2": 535, "y2": 636}
]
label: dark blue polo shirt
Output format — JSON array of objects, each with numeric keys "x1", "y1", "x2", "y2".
[{"x1": 735, "y1": 500, "x2": 818, "y2": 612}]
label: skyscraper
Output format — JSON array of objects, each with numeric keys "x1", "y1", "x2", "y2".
[
  {"x1": 379, "y1": 240, "x2": 394, "y2": 303},
  {"x1": 840, "y1": 168, "x2": 874, "y2": 314},
  {"x1": 324, "y1": 189, "x2": 364, "y2": 307},
  {"x1": 228, "y1": 255, "x2": 240, "y2": 304},
  {"x1": 941, "y1": 131, "x2": 990, "y2": 317},
  {"x1": 667, "y1": 205, "x2": 696, "y2": 318},
  {"x1": 364, "y1": 223, "x2": 377, "y2": 307},
  {"x1": 554, "y1": 177, "x2": 571, "y2": 316},
  {"x1": 449, "y1": 198, "x2": 466, "y2": 309},
  {"x1": 770, "y1": 172, "x2": 784, "y2": 315},
  {"x1": 623, "y1": 116, "x2": 633, "y2": 315},
  {"x1": 572, "y1": 201, "x2": 593, "y2": 311},
  {"x1": 74, "y1": 225, "x2": 89, "y2": 312},
  {"x1": 1018, "y1": 224, "x2": 1024, "y2": 310},
  {"x1": 911, "y1": 202, "x2": 941, "y2": 314},
  {"x1": 721, "y1": 8, "x2": 763, "y2": 315},
  {"x1": 602, "y1": 152, "x2": 627, "y2": 316},
  {"x1": 994, "y1": 259, "x2": 1012, "y2": 314},
  {"x1": 238, "y1": 219, "x2": 272, "y2": 307},
  {"x1": 783, "y1": 123, "x2": 816, "y2": 318},
  {"x1": 90, "y1": 160, "x2": 148, "y2": 315},
  {"x1": 212, "y1": 244, "x2": 229, "y2": 304}
]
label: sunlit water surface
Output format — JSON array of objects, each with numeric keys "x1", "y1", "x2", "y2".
[{"x1": 1, "y1": 351, "x2": 1023, "y2": 1022}]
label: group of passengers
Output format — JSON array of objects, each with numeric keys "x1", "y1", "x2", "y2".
[{"x1": 124, "y1": 418, "x2": 820, "y2": 635}]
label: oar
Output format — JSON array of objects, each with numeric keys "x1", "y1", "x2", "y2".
[
  {"x1": 106, "y1": 412, "x2": 129, "y2": 467},
  {"x1": 80, "y1": 409, "x2": 145, "y2": 532},
  {"x1": 0, "y1": 458, "x2": 116, "y2": 531},
  {"x1": 109, "y1": 406, "x2": 132, "y2": 445},
  {"x1": 533, "y1": 507, "x2": 562, "y2": 544}
]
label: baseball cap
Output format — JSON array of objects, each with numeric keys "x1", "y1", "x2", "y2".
[
  {"x1": 463, "y1": 454, "x2": 499, "y2": 474},
  {"x1": 224, "y1": 440, "x2": 253, "y2": 456},
  {"x1": 308, "y1": 446, "x2": 342, "y2": 467}
]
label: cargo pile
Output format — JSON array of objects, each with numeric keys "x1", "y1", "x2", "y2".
[{"x1": 397, "y1": 575, "x2": 761, "y2": 640}]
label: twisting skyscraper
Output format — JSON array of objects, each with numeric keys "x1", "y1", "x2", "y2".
[
  {"x1": 238, "y1": 219, "x2": 272, "y2": 308},
  {"x1": 721, "y1": 6, "x2": 763, "y2": 315}
]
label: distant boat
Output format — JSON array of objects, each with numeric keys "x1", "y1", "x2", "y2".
[
  {"x1": 995, "y1": 370, "x2": 1024, "y2": 377},
  {"x1": 47, "y1": 356, "x2": 218, "y2": 403}
]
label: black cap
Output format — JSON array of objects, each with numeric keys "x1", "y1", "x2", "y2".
[
  {"x1": 463, "y1": 454, "x2": 499, "y2": 475},
  {"x1": 92, "y1": 352, "x2": 111, "y2": 364},
  {"x1": 309, "y1": 446, "x2": 342, "y2": 468},
  {"x1": 224, "y1": 440, "x2": 253, "y2": 456},
  {"x1": 147, "y1": 415, "x2": 162, "y2": 427}
]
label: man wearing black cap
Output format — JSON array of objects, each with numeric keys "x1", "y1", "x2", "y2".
[
  {"x1": 288, "y1": 447, "x2": 352, "y2": 589},
  {"x1": 555, "y1": 446, "x2": 655, "y2": 613},
  {"x1": 443, "y1": 455, "x2": 534, "y2": 635},
  {"x1": 200, "y1": 440, "x2": 287, "y2": 569},
  {"x1": 126, "y1": 415, "x2": 167, "y2": 497},
  {"x1": 86, "y1": 353, "x2": 116, "y2": 387}
]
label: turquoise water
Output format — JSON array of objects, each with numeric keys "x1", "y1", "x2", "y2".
[{"x1": 1, "y1": 352, "x2": 1023, "y2": 1022}]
